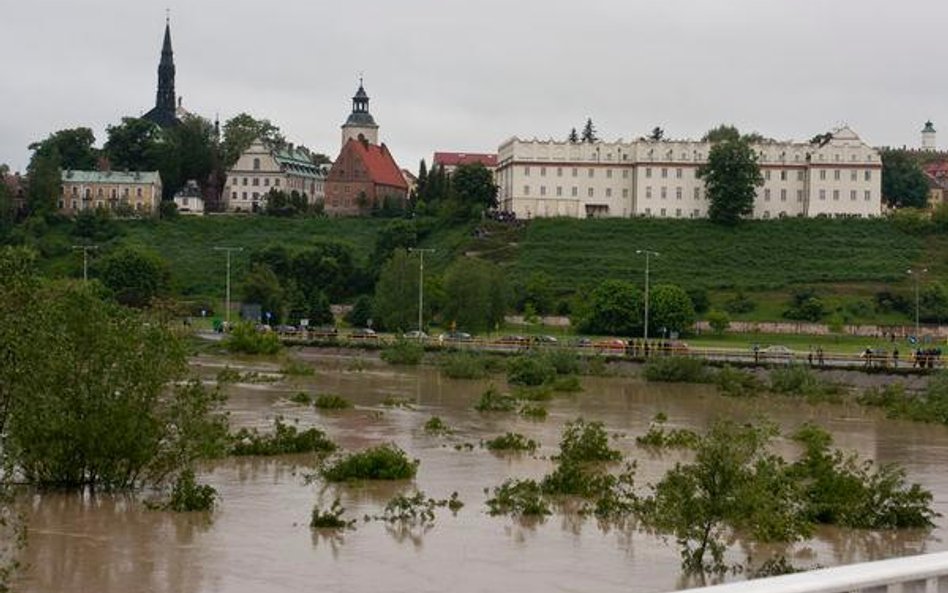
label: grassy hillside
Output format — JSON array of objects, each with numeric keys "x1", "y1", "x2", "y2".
[{"x1": 512, "y1": 217, "x2": 926, "y2": 294}]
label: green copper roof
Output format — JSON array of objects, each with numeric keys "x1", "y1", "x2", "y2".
[
  {"x1": 61, "y1": 170, "x2": 161, "y2": 184},
  {"x1": 923, "y1": 121, "x2": 936, "y2": 133}
]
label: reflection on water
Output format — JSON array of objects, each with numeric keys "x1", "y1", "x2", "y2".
[{"x1": 16, "y1": 351, "x2": 948, "y2": 593}]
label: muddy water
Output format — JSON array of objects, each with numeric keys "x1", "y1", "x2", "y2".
[{"x1": 16, "y1": 351, "x2": 948, "y2": 593}]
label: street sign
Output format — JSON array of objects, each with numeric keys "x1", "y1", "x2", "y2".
[
  {"x1": 300, "y1": 319, "x2": 309, "y2": 327},
  {"x1": 908, "y1": 336, "x2": 918, "y2": 345}
]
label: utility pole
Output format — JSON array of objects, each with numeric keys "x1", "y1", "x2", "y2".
[
  {"x1": 636, "y1": 249, "x2": 659, "y2": 342},
  {"x1": 409, "y1": 248, "x2": 435, "y2": 339},
  {"x1": 214, "y1": 247, "x2": 244, "y2": 325},
  {"x1": 71, "y1": 245, "x2": 98, "y2": 282},
  {"x1": 908, "y1": 267, "x2": 928, "y2": 340}
]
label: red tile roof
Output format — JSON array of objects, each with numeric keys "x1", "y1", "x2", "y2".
[
  {"x1": 349, "y1": 139, "x2": 407, "y2": 189},
  {"x1": 433, "y1": 152, "x2": 498, "y2": 168},
  {"x1": 925, "y1": 161, "x2": 948, "y2": 177}
]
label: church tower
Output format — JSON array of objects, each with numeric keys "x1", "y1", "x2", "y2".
[
  {"x1": 143, "y1": 17, "x2": 179, "y2": 128},
  {"x1": 341, "y1": 79, "x2": 379, "y2": 147},
  {"x1": 922, "y1": 121, "x2": 937, "y2": 151}
]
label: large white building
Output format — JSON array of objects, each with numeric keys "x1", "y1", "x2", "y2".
[
  {"x1": 495, "y1": 126, "x2": 882, "y2": 219},
  {"x1": 225, "y1": 139, "x2": 328, "y2": 213}
]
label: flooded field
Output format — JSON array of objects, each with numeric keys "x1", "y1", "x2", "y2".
[{"x1": 16, "y1": 350, "x2": 948, "y2": 593}]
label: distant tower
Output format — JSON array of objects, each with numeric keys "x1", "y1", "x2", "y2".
[
  {"x1": 922, "y1": 120, "x2": 937, "y2": 151},
  {"x1": 341, "y1": 79, "x2": 379, "y2": 147},
  {"x1": 143, "y1": 16, "x2": 179, "y2": 128}
]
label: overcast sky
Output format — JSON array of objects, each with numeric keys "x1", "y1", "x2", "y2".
[{"x1": 1, "y1": 0, "x2": 943, "y2": 173}]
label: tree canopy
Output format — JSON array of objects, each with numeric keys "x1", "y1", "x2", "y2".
[
  {"x1": 222, "y1": 113, "x2": 285, "y2": 167},
  {"x1": 441, "y1": 258, "x2": 507, "y2": 333},
  {"x1": 29, "y1": 127, "x2": 98, "y2": 170},
  {"x1": 97, "y1": 246, "x2": 171, "y2": 308},
  {"x1": 698, "y1": 134, "x2": 764, "y2": 225},
  {"x1": 576, "y1": 279, "x2": 642, "y2": 336},
  {"x1": 374, "y1": 248, "x2": 421, "y2": 332},
  {"x1": 581, "y1": 118, "x2": 598, "y2": 143},
  {"x1": 881, "y1": 150, "x2": 929, "y2": 209}
]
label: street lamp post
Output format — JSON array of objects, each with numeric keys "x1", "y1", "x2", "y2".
[
  {"x1": 908, "y1": 267, "x2": 928, "y2": 340},
  {"x1": 636, "y1": 249, "x2": 659, "y2": 342},
  {"x1": 214, "y1": 247, "x2": 244, "y2": 325},
  {"x1": 71, "y1": 245, "x2": 98, "y2": 282},
  {"x1": 409, "y1": 248, "x2": 435, "y2": 339}
]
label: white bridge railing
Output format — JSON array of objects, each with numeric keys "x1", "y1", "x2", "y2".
[{"x1": 685, "y1": 552, "x2": 948, "y2": 593}]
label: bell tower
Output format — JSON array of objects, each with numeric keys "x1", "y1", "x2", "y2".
[{"x1": 341, "y1": 78, "x2": 379, "y2": 147}]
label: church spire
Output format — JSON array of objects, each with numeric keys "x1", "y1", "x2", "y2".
[{"x1": 143, "y1": 15, "x2": 178, "y2": 128}]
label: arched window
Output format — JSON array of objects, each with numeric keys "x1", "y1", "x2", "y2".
[{"x1": 253, "y1": 158, "x2": 260, "y2": 170}]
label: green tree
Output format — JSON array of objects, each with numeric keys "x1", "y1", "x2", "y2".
[
  {"x1": 242, "y1": 263, "x2": 285, "y2": 322},
  {"x1": 26, "y1": 149, "x2": 61, "y2": 216},
  {"x1": 0, "y1": 247, "x2": 228, "y2": 491},
  {"x1": 706, "y1": 310, "x2": 730, "y2": 335},
  {"x1": 450, "y1": 163, "x2": 499, "y2": 217},
  {"x1": 576, "y1": 279, "x2": 642, "y2": 336},
  {"x1": 346, "y1": 295, "x2": 374, "y2": 328},
  {"x1": 520, "y1": 271, "x2": 555, "y2": 315},
  {"x1": 221, "y1": 113, "x2": 285, "y2": 167},
  {"x1": 373, "y1": 219, "x2": 417, "y2": 268},
  {"x1": 441, "y1": 258, "x2": 508, "y2": 333},
  {"x1": 29, "y1": 127, "x2": 98, "y2": 170},
  {"x1": 160, "y1": 114, "x2": 219, "y2": 200},
  {"x1": 649, "y1": 284, "x2": 696, "y2": 335},
  {"x1": 567, "y1": 128, "x2": 579, "y2": 144},
  {"x1": 97, "y1": 246, "x2": 171, "y2": 308},
  {"x1": 0, "y1": 169, "x2": 15, "y2": 237},
  {"x1": 103, "y1": 117, "x2": 162, "y2": 171},
  {"x1": 698, "y1": 134, "x2": 764, "y2": 225},
  {"x1": 374, "y1": 249, "x2": 420, "y2": 332},
  {"x1": 881, "y1": 150, "x2": 929, "y2": 209},
  {"x1": 920, "y1": 281, "x2": 948, "y2": 323},
  {"x1": 648, "y1": 126, "x2": 665, "y2": 141},
  {"x1": 581, "y1": 118, "x2": 598, "y2": 143},
  {"x1": 701, "y1": 124, "x2": 741, "y2": 144}
]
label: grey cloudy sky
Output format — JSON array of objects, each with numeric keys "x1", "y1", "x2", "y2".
[{"x1": 1, "y1": 0, "x2": 943, "y2": 173}]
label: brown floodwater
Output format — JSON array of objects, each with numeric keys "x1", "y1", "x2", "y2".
[{"x1": 15, "y1": 351, "x2": 948, "y2": 593}]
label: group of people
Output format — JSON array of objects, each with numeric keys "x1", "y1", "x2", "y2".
[{"x1": 913, "y1": 348, "x2": 943, "y2": 369}]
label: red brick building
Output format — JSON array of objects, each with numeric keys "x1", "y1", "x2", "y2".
[{"x1": 324, "y1": 137, "x2": 408, "y2": 215}]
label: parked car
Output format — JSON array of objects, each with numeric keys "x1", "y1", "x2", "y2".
[
  {"x1": 348, "y1": 327, "x2": 378, "y2": 340},
  {"x1": 439, "y1": 331, "x2": 473, "y2": 343},
  {"x1": 497, "y1": 335, "x2": 529, "y2": 345},
  {"x1": 761, "y1": 345, "x2": 793, "y2": 360},
  {"x1": 275, "y1": 324, "x2": 299, "y2": 335},
  {"x1": 403, "y1": 330, "x2": 428, "y2": 340},
  {"x1": 594, "y1": 338, "x2": 627, "y2": 353},
  {"x1": 532, "y1": 335, "x2": 559, "y2": 345},
  {"x1": 573, "y1": 337, "x2": 593, "y2": 348}
]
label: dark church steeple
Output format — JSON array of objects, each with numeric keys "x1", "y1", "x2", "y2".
[
  {"x1": 143, "y1": 16, "x2": 179, "y2": 128},
  {"x1": 341, "y1": 78, "x2": 379, "y2": 147}
]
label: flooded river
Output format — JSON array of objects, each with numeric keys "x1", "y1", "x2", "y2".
[{"x1": 16, "y1": 351, "x2": 948, "y2": 592}]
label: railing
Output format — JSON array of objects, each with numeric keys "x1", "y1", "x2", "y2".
[{"x1": 684, "y1": 552, "x2": 948, "y2": 593}]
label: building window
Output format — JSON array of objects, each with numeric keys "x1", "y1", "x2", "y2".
[
  {"x1": 661, "y1": 187, "x2": 667, "y2": 199},
  {"x1": 253, "y1": 158, "x2": 260, "y2": 170},
  {"x1": 588, "y1": 168, "x2": 594, "y2": 178},
  {"x1": 523, "y1": 185, "x2": 530, "y2": 195},
  {"x1": 850, "y1": 190, "x2": 857, "y2": 201},
  {"x1": 765, "y1": 170, "x2": 771, "y2": 181},
  {"x1": 764, "y1": 189, "x2": 771, "y2": 201},
  {"x1": 645, "y1": 207, "x2": 651, "y2": 215},
  {"x1": 606, "y1": 169, "x2": 612, "y2": 179},
  {"x1": 524, "y1": 166, "x2": 530, "y2": 176},
  {"x1": 646, "y1": 186, "x2": 652, "y2": 198},
  {"x1": 557, "y1": 167, "x2": 563, "y2": 177},
  {"x1": 622, "y1": 169, "x2": 629, "y2": 179},
  {"x1": 865, "y1": 190, "x2": 871, "y2": 201},
  {"x1": 556, "y1": 186, "x2": 562, "y2": 196},
  {"x1": 694, "y1": 187, "x2": 700, "y2": 200},
  {"x1": 622, "y1": 188, "x2": 629, "y2": 198},
  {"x1": 242, "y1": 192, "x2": 248, "y2": 200},
  {"x1": 136, "y1": 188, "x2": 142, "y2": 197},
  {"x1": 572, "y1": 168, "x2": 578, "y2": 177},
  {"x1": 676, "y1": 187, "x2": 682, "y2": 200},
  {"x1": 820, "y1": 170, "x2": 826, "y2": 180},
  {"x1": 71, "y1": 199, "x2": 77, "y2": 209},
  {"x1": 833, "y1": 190, "x2": 839, "y2": 201},
  {"x1": 252, "y1": 178, "x2": 259, "y2": 186},
  {"x1": 675, "y1": 208, "x2": 682, "y2": 217},
  {"x1": 797, "y1": 190, "x2": 804, "y2": 202},
  {"x1": 242, "y1": 177, "x2": 248, "y2": 186},
  {"x1": 798, "y1": 170, "x2": 805, "y2": 181},
  {"x1": 232, "y1": 192, "x2": 237, "y2": 199},
  {"x1": 850, "y1": 170, "x2": 857, "y2": 181},
  {"x1": 540, "y1": 167, "x2": 546, "y2": 177},
  {"x1": 660, "y1": 208, "x2": 666, "y2": 216},
  {"x1": 780, "y1": 170, "x2": 787, "y2": 181},
  {"x1": 646, "y1": 167, "x2": 652, "y2": 178},
  {"x1": 819, "y1": 189, "x2": 826, "y2": 200},
  {"x1": 264, "y1": 178, "x2": 270, "y2": 187},
  {"x1": 834, "y1": 170, "x2": 841, "y2": 181},
  {"x1": 275, "y1": 179, "x2": 281, "y2": 187},
  {"x1": 676, "y1": 168, "x2": 682, "y2": 179},
  {"x1": 865, "y1": 171, "x2": 871, "y2": 181},
  {"x1": 605, "y1": 188, "x2": 612, "y2": 197},
  {"x1": 763, "y1": 211, "x2": 770, "y2": 219},
  {"x1": 661, "y1": 168, "x2": 668, "y2": 179},
  {"x1": 587, "y1": 188, "x2": 594, "y2": 197},
  {"x1": 253, "y1": 192, "x2": 260, "y2": 199},
  {"x1": 780, "y1": 189, "x2": 787, "y2": 201},
  {"x1": 572, "y1": 187, "x2": 578, "y2": 197}
]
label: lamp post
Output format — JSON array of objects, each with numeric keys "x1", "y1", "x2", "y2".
[
  {"x1": 71, "y1": 245, "x2": 98, "y2": 282},
  {"x1": 409, "y1": 248, "x2": 435, "y2": 339},
  {"x1": 213, "y1": 247, "x2": 244, "y2": 325},
  {"x1": 636, "y1": 249, "x2": 659, "y2": 342},
  {"x1": 908, "y1": 267, "x2": 928, "y2": 340}
]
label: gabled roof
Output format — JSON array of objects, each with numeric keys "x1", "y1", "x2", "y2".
[
  {"x1": 433, "y1": 152, "x2": 498, "y2": 168},
  {"x1": 61, "y1": 170, "x2": 161, "y2": 185},
  {"x1": 344, "y1": 139, "x2": 407, "y2": 189}
]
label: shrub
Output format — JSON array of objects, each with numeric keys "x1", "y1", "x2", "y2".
[
  {"x1": 368, "y1": 491, "x2": 464, "y2": 524},
  {"x1": 715, "y1": 366, "x2": 763, "y2": 398},
  {"x1": 423, "y1": 416, "x2": 451, "y2": 435},
  {"x1": 313, "y1": 393, "x2": 353, "y2": 410},
  {"x1": 858, "y1": 377, "x2": 948, "y2": 425},
  {"x1": 153, "y1": 469, "x2": 217, "y2": 512},
  {"x1": 310, "y1": 499, "x2": 355, "y2": 529},
  {"x1": 506, "y1": 355, "x2": 556, "y2": 386},
  {"x1": 706, "y1": 309, "x2": 730, "y2": 335},
  {"x1": 519, "y1": 404, "x2": 548, "y2": 420},
  {"x1": 281, "y1": 358, "x2": 314, "y2": 376},
  {"x1": 224, "y1": 323, "x2": 282, "y2": 355},
  {"x1": 474, "y1": 385, "x2": 518, "y2": 412},
  {"x1": 441, "y1": 352, "x2": 492, "y2": 379},
  {"x1": 485, "y1": 479, "x2": 551, "y2": 517},
  {"x1": 555, "y1": 418, "x2": 622, "y2": 463},
  {"x1": 216, "y1": 366, "x2": 242, "y2": 384},
  {"x1": 230, "y1": 418, "x2": 336, "y2": 456},
  {"x1": 642, "y1": 357, "x2": 711, "y2": 383},
  {"x1": 512, "y1": 385, "x2": 554, "y2": 401},
  {"x1": 484, "y1": 432, "x2": 539, "y2": 453},
  {"x1": 769, "y1": 366, "x2": 842, "y2": 402},
  {"x1": 724, "y1": 291, "x2": 756, "y2": 314},
  {"x1": 381, "y1": 339, "x2": 424, "y2": 366},
  {"x1": 549, "y1": 376, "x2": 582, "y2": 393},
  {"x1": 545, "y1": 349, "x2": 582, "y2": 375},
  {"x1": 289, "y1": 391, "x2": 312, "y2": 405},
  {"x1": 636, "y1": 423, "x2": 700, "y2": 450},
  {"x1": 381, "y1": 395, "x2": 414, "y2": 408},
  {"x1": 321, "y1": 444, "x2": 419, "y2": 481}
]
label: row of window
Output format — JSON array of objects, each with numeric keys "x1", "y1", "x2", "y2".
[
  {"x1": 65, "y1": 186, "x2": 145, "y2": 198},
  {"x1": 518, "y1": 185, "x2": 875, "y2": 203},
  {"x1": 231, "y1": 177, "x2": 282, "y2": 188},
  {"x1": 523, "y1": 186, "x2": 633, "y2": 199},
  {"x1": 518, "y1": 166, "x2": 875, "y2": 182},
  {"x1": 59, "y1": 200, "x2": 149, "y2": 210},
  {"x1": 644, "y1": 187, "x2": 704, "y2": 200}
]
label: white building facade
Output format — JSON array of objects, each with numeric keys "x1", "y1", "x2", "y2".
[
  {"x1": 225, "y1": 140, "x2": 328, "y2": 213},
  {"x1": 495, "y1": 126, "x2": 882, "y2": 219}
]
